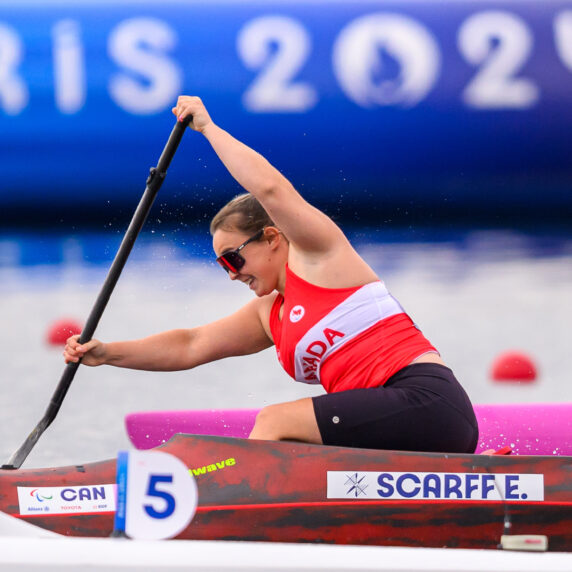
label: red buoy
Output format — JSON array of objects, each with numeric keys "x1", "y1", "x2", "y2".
[
  {"x1": 490, "y1": 351, "x2": 538, "y2": 382},
  {"x1": 46, "y1": 319, "x2": 83, "y2": 346}
]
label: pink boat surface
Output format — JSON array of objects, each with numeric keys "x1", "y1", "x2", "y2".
[{"x1": 125, "y1": 402, "x2": 572, "y2": 455}]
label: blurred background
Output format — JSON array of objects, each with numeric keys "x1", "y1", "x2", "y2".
[{"x1": 1, "y1": 0, "x2": 571, "y2": 467}]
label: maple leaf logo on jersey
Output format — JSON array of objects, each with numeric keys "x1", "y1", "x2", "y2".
[{"x1": 289, "y1": 305, "x2": 305, "y2": 323}]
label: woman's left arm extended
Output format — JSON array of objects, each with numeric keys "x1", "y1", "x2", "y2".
[{"x1": 173, "y1": 96, "x2": 346, "y2": 256}]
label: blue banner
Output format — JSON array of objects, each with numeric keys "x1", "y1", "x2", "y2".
[{"x1": 1, "y1": 1, "x2": 571, "y2": 222}]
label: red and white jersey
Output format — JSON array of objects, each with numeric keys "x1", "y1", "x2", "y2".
[{"x1": 269, "y1": 266, "x2": 437, "y2": 393}]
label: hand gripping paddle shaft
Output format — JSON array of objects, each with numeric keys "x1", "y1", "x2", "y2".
[{"x1": 2, "y1": 117, "x2": 192, "y2": 470}]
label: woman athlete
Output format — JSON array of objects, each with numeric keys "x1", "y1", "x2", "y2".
[{"x1": 64, "y1": 95, "x2": 478, "y2": 453}]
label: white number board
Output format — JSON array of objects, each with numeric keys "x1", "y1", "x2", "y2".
[{"x1": 114, "y1": 450, "x2": 198, "y2": 540}]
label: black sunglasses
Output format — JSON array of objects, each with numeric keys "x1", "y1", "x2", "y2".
[{"x1": 216, "y1": 229, "x2": 264, "y2": 273}]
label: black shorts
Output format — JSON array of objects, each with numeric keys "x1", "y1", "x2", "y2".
[{"x1": 312, "y1": 363, "x2": 479, "y2": 453}]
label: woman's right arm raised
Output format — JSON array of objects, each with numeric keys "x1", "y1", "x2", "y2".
[{"x1": 63, "y1": 297, "x2": 275, "y2": 371}]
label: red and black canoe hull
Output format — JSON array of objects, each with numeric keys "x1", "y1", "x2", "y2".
[{"x1": 1, "y1": 435, "x2": 571, "y2": 550}]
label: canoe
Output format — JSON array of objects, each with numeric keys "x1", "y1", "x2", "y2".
[
  {"x1": 125, "y1": 403, "x2": 572, "y2": 455},
  {"x1": 1, "y1": 434, "x2": 571, "y2": 551}
]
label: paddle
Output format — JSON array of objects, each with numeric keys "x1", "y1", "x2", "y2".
[{"x1": 2, "y1": 117, "x2": 192, "y2": 470}]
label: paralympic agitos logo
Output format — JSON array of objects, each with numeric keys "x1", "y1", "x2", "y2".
[{"x1": 30, "y1": 488, "x2": 53, "y2": 502}]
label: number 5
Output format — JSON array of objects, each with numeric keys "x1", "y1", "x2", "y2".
[{"x1": 144, "y1": 474, "x2": 175, "y2": 519}]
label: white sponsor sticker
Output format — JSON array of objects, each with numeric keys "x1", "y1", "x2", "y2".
[
  {"x1": 18, "y1": 484, "x2": 116, "y2": 516},
  {"x1": 327, "y1": 471, "x2": 544, "y2": 501}
]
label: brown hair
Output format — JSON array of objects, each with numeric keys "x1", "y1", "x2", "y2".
[{"x1": 209, "y1": 193, "x2": 275, "y2": 235}]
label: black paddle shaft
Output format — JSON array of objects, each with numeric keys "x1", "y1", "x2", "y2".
[{"x1": 2, "y1": 117, "x2": 192, "y2": 470}]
